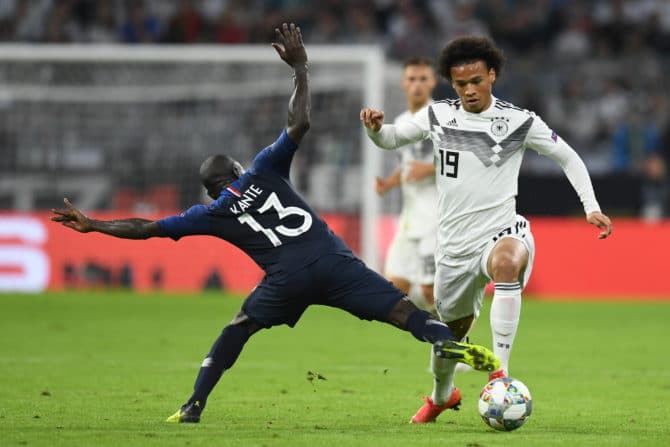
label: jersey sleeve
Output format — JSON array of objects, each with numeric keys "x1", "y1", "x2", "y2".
[
  {"x1": 251, "y1": 129, "x2": 299, "y2": 178},
  {"x1": 366, "y1": 106, "x2": 430, "y2": 150},
  {"x1": 156, "y1": 205, "x2": 212, "y2": 241},
  {"x1": 524, "y1": 113, "x2": 601, "y2": 214}
]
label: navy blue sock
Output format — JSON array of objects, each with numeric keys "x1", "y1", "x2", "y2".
[
  {"x1": 186, "y1": 324, "x2": 251, "y2": 408},
  {"x1": 405, "y1": 310, "x2": 455, "y2": 344}
]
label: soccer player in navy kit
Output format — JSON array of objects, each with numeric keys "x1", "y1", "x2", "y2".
[{"x1": 51, "y1": 23, "x2": 499, "y2": 424}]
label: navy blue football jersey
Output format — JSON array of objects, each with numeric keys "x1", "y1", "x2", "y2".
[{"x1": 157, "y1": 130, "x2": 354, "y2": 276}]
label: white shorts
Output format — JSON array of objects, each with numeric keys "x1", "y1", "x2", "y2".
[
  {"x1": 434, "y1": 215, "x2": 535, "y2": 322},
  {"x1": 384, "y1": 229, "x2": 436, "y2": 286}
]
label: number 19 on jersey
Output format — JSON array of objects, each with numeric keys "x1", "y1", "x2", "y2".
[{"x1": 439, "y1": 149, "x2": 459, "y2": 178}]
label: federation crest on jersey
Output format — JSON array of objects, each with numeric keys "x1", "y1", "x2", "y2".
[{"x1": 490, "y1": 117, "x2": 510, "y2": 137}]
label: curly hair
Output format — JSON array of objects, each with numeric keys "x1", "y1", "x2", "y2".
[{"x1": 438, "y1": 36, "x2": 505, "y2": 82}]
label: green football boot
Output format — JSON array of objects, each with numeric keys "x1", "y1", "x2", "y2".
[
  {"x1": 433, "y1": 339, "x2": 500, "y2": 372},
  {"x1": 166, "y1": 401, "x2": 202, "y2": 423}
]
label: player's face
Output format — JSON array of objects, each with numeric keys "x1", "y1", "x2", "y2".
[
  {"x1": 401, "y1": 65, "x2": 436, "y2": 108},
  {"x1": 450, "y1": 61, "x2": 496, "y2": 113}
]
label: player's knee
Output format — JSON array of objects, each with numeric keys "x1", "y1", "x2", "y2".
[
  {"x1": 229, "y1": 311, "x2": 263, "y2": 336},
  {"x1": 490, "y1": 252, "x2": 524, "y2": 282}
]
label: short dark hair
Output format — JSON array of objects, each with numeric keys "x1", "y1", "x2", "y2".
[
  {"x1": 438, "y1": 36, "x2": 505, "y2": 82},
  {"x1": 402, "y1": 56, "x2": 435, "y2": 70},
  {"x1": 200, "y1": 155, "x2": 242, "y2": 188}
]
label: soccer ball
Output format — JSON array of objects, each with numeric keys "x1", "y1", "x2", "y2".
[{"x1": 478, "y1": 377, "x2": 532, "y2": 431}]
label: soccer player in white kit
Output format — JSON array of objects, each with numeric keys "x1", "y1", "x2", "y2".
[
  {"x1": 361, "y1": 37, "x2": 612, "y2": 423},
  {"x1": 375, "y1": 57, "x2": 438, "y2": 312}
]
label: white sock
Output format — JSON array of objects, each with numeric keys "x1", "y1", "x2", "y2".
[
  {"x1": 430, "y1": 348, "x2": 457, "y2": 405},
  {"x1": 490, "y1": 282, "x2": 522, "y2": 373}
]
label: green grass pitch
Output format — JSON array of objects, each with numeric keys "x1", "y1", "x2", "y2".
[{"x1": 1, "y1": 292, "x2": 668, "y2": 447}]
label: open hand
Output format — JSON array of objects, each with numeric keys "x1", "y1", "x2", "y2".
[
  {"x1": 51, "y1": 198, "x2": 92, "y2": 233},
  {"x1": 587, "y1": 211, "x2": 612, "y2": 239},
  {"x1": 360, "y1": 108, "x2": 384, "y2": 132},
  {"x1": 272, "y1": 23, "x2": 307, "y2": 68}
]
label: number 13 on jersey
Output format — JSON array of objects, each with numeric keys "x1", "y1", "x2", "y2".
[
  {"x1": 438, "y1": 149, "x2": 459, "y2": 178},
  {"x1": 237, "y1": 192, "x2": 313, "y2": 247}
]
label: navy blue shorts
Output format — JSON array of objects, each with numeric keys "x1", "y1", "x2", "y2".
[{"x1": 241, "y1": 254, "x2": 405, "y2": 328}]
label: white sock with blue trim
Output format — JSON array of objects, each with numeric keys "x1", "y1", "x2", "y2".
[{"x1": 490, "y1": 282, "x2": 522, "y2": 374}]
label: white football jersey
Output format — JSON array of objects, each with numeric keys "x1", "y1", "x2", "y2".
[
  {"x1": 393, "y1": 109, "x2": 438, "y2": 239},
  {"x1": 368, "y1": 96, "x2": 601, "y2": 257}
]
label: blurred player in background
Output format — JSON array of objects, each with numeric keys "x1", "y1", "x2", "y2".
[
  {"x1": 52, "y1": 24, "x2": 500, "y2": 424},
  {"x1": 361, "y1": 36, "x2": 612, "y2": 423},
  {"x1": 375, "y1": 57, "x2": 437, "y2": 313}
]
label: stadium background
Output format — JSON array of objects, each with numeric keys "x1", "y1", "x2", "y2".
[
  {"x1": 1, "y1": 2, "x2": 669, "y2": 447},
  {"x1": 0, "y1": 0, "x2": 668, "y2": 297}
]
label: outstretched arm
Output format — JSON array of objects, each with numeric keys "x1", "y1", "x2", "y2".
[
  {"x1": 51, "y1": 198, "x2": 163, "y2": 240},
  {"x1": 360, "y1": 108, "x2": 430, "y2": 150},
  {"x1": 526, "y1": 117, "x2": 612, "y2": 239},
  {"x1": 544, "y1": 146, "x2": 612, "y2": 239},
  {"x1": 272, "y1": 23, "x2": 310, "y2": 144}
]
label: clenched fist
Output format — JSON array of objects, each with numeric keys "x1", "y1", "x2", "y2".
[{"x1": 360, "y1": 108, "x2": 385, "y2": 132}]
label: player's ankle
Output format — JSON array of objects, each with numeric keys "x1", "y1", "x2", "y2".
[{"x1": 406, "y1": 309, "x2": 454, "y2": 344}]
